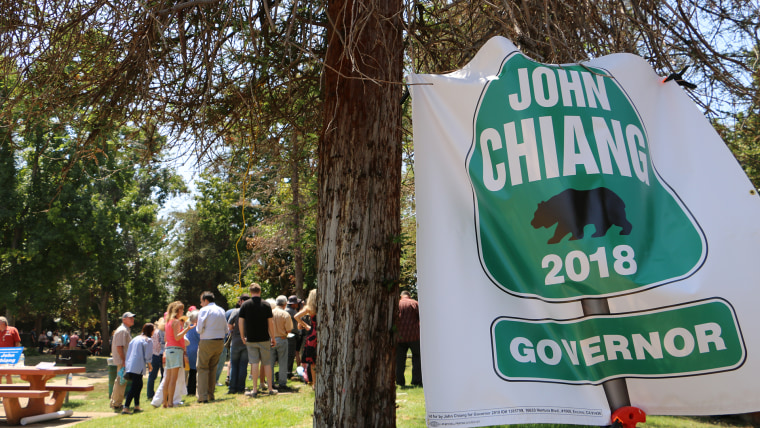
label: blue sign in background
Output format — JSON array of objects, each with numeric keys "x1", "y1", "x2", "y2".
[{"x1": 0, "y1": 347, "x2": 23, "y2": 365}]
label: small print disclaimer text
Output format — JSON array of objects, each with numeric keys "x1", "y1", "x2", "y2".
[{"x1": 427, "y1": 406, "x2": 604, "y2": 427}]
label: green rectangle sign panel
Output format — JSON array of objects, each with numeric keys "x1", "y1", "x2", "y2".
[{"x1": 492, "y1": 299, "x2": 744, "y2": 384}]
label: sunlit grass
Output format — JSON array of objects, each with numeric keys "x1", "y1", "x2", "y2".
[{"x1": 20, "y1": 352, "x2": 760, "y2": 427}]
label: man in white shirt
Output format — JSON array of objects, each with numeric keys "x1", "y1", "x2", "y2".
[{"x1": 195, "y1": 291, "x2": 229, "y2": 402}]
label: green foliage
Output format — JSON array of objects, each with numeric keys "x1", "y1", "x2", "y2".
[
  {"x1": 400, "y1": 96, "x2": 418, "y2": 293},
  {"x1": 217, "y1": 282, "x2": 247, "y2": 307},
  {"x1": 0, "y1": 75, "x2": 185, "y2": 331},
  {"x1": 717, "y1": 114, "x2": 760, "y2": 189},
  {"x1": 714, "y1": 46, "x2": 760, "y2": 190},
  {"x1": 172, "y1": 174, "x2": 264, "y2": 309}
]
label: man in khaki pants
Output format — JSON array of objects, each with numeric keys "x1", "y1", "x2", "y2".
[
  {"x1": 270, "y1": 296, "x2": 293, "y2": 391},
  {"x1": 195, "y1": 291, "x2": 229, "y2": 403},
  {"x1": 110, "y1": 312, "x2": 134, "y2": 410}
]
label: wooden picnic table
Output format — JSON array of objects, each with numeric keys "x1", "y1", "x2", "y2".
[{"x1": 0, "y1": 366, "x2": 94, "y2": 425}]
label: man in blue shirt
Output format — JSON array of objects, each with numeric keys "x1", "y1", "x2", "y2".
[{"x1": 195, "y1": 291, "x2": 229, "y2": 403}]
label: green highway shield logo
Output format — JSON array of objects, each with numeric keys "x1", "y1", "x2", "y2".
[
  {"x1": 467, "y1": 54, "x2": 705, "y2": 300},
  {"x1": 491, "y1": 299, "x2": 745, "y2": 384}
]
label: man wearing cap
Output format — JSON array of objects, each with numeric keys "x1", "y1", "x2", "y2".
[
  {"x1": 285, "y1": 296, "x2": 302, "y2": 378},
  {"x1": 195, "y1": 291, "x2": 229, "y2": 403},
  {"x1": 271, "y1": 296, "x2": 293, "y2": 391},
  {"x1": 110, "y1": 312, "x2": 135, "y2": 410}
]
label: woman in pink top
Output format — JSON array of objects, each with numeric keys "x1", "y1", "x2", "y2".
[{"x1": 163, "y1": 301, "x2": 193, "y2": 408}]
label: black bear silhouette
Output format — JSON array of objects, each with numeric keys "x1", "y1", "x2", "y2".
[{"x1": 531, "y1": 187, "x2": 633, "y2": 244}]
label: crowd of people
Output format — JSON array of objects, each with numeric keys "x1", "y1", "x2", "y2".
[
  {"x1": 34, "y1": 329, "x2": 102, "y2": 355},
  {"x1": 0, "y1": 284, "x2": 422, "y2": 416},
  {"x1": 108, "y1": 283, "x2": 319, "y2": 414}
]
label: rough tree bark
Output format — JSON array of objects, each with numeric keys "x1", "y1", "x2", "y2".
[
  {"x1": 291, "y1": 133, "x2": 306, "y2": 299},
  {"x1": 316, "y1": 0, "x2": 404, "y2": 425},
  {"x1": 98, "y1": 290, "x2": 110, "y2": 356}
]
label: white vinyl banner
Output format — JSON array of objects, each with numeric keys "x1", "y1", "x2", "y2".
[{"x1": 410, "y1": 37, "x2": 760, "y2": 427}]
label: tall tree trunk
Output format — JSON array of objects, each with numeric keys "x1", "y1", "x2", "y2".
[
  {"x1": 98, "y1": 289, "x2": 111, "y2": 356},
  {"x1": 291, "y1": 133, "x2": 305, "y2": 299},
  {"x1": 316, "y1": 0, "x2": 403, "y2": 426}
]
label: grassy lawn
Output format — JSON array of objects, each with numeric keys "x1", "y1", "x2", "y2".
[{"x1": 17, "y1": 352, "x2": 759, "y2": 427}]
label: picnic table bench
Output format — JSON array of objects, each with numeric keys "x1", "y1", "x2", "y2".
[{"x1": 0, "y1": 366, "x2": 93, "y2": 425}]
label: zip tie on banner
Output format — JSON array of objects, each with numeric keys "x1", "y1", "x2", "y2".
[
  {"x1": 400, "y1": 81, "x2": 434, "y2": 106},
  {"x1": 663, "y1": 66, "x2": 697, "y2": 89}
]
